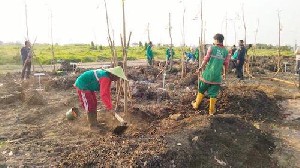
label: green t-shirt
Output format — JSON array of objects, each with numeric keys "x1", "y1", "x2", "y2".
[
  {"x1": 146, "y1": 45, "x2": 153, "y2": 58},
  {"x1": 202, "y1": 45, "x2": 228, "y2": 83},
  {"x1": 74, "y1": 69, "x2": 109, "y2": 91}
]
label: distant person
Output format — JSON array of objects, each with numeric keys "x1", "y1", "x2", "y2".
[
  {"x1": 74, "y1": 66, "x2": 128, "y2": 130},
  {"x1": 146, "y1": 41, "x2": 154, "y2": 66},
  {"x1": 20, "y1": 40, "x2": 32, "y2": 80},
  {"x1": 236, "y1": 40, "x2": 246, "y2": 80},
  {"x1": 185, "y1": 47, "x2": 195, "y2": 62},
  {"x1": 230, "y1": 45, "x2": 238, "y2": 71},
  {"x1": 191, "y1": 33, "x2": 230, "y2": 115},
  {"x1": 194, "y1": 47, "x2": 200, "y2": 62},
  {"x1": 166, "y1": 46, "x2": 175, "y2": 65}
]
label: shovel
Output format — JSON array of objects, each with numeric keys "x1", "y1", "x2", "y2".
[{"x1": 112, "y1": 112, "x2": 128, "y2": 135}]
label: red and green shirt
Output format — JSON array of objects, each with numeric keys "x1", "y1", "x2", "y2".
[
  {"x1": 200, "y1": 44, "x2": 230, "y2": 84},
  {"x1": 74, "y1": 69, "x2": 112, "y2": 110}
]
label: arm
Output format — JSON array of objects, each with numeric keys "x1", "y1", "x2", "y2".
[
  {"x1": 223, "y1": 52, "x2": 231, "y2": 79},
  {"x1": 99, "y1": 77, "x2": 113, "y2": 110},
  {"x1": 200, "y1": 46, "x2": 212, "y2": 69}
]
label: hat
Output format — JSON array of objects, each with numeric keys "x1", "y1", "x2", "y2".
[{"x1": 105, "y1": 66, "x2": 128, "y2": 81}]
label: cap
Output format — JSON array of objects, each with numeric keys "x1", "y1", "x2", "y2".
[{"x1": 104, "y1": 66, "x2": 128, "y2": 81}]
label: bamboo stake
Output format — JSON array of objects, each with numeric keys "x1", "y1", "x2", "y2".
[
  {"x1": 104, "y1": 0, "x2": 117, "y2": 67},
  {"x1": 50, "y1": 10, "x2": 55, "y2": 71},
  {"x1": 122, "y1": 0, "x2": 128, "y2": 114},
  {"x1": 147, "y1": 22, "x2": 150, "y2": 42},
  {"x1": 168, "y1": 13, "x2": 173, "y2": 70}
]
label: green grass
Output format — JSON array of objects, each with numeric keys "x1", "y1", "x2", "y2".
[{"x1": 0, "y1": 44, "x2": 294, "y2": 65}]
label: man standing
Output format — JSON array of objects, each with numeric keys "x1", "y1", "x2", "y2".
[
  {"x1": 166, "y1": 45, "x2": 175, "y2": 65},
  {"x1": 192, "y1": 34, "x2": 230, "y2": 115},
  {"x1": 236, "y1": 40, "x2": 246, "y2": 80},
  {"x1": 21, "y1": 41, "x2": 32, "y2": 80},
  {"x1": 146, "y1": 41, "x2": 154, "y2": 66},
  {"x1": 74, "y1": 66, "x2": 128, "y2": 130},
  {"x1": 295, "y1": 46, "x2": 300, "y2": 74}
]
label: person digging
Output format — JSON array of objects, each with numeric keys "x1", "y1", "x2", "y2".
[
  {"x1": 74, "y1": 66, "x2": 128, "y2": 130},
  {"x1": 192, "y1": 33, "x2": 231, "y2": 115}
]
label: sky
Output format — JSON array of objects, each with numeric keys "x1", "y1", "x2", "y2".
[{"x1": 0, "y1": 0, "x2": 299, "y2": 47}]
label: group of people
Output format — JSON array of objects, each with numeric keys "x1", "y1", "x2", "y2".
[
  {"x1": 20, "y1": 33, "x2": 289, "y2": 130},
  {"x1": 145, "y1": 42, "x2": 201, "y2": 67},
  {"x1": 229, "y1": 40, "x2": 247, "y2": 80}
]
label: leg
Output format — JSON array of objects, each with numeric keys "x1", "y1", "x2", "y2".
[
  {"x1": 192, "y1": 81, "x2": 208, "y2": 109},
  {"x1": 236, "y1": 64, "x2": 243, "y2": 79},
  {"x1": 26, "y1": 62, "x2": 31, "y2": 79},
  {"x1": 76, "y1": 90, "x2": 98, "y2": 129},
  {"x1": 21, "y1": 62, "x2": 26, "y2": 80},
  {"x1": 207, "y1": 84, "x2": 220, "y2": 115}
]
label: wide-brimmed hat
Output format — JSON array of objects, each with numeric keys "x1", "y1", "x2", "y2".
[{"x1": 104, "y1": 66, "x2": 128, "y2": 81}]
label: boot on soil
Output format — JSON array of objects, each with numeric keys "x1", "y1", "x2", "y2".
[
  {"x1": 87, "y1": 112, "x2": 98, "y2": 130},
  {"x1": 209, "y1": 98, "x2": 217, "y2": 115},
  {"x1": 192, "y1": 93, "x2": 205, "y2": 109}
]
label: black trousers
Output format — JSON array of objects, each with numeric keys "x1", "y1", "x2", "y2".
[
  {"x1": 21, "y1": 61, "x2": 31, "y2": 79},
  {"x1": 236, "y1": 64, "x2": 244, "y2": 79}
]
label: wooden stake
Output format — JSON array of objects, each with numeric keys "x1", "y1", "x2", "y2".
[
  {"x1": 122, "y1": 0, "x2": 128, "y2": 114},
  {"x1": 50, "y1": 10, "x2": 55, "y2": 71},
  {"x1": 168, "y1": 13, "x2": 173, "y2": 70}
]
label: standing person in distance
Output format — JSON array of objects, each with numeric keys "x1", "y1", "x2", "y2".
[
  {"x1": 236, "y1": 40, "x2": 246, "y2": 80},
  {"x1": 146, "y1": 41, "x2": 154, "y2": 66},
  {"x1": 20, "y1": 40, "x2": 32, "y2": 80},
  {"x1": 166, "y1": 45, "x2": 175, "y2": 65}
]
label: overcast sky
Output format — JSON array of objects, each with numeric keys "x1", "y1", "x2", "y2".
[{"x1": 0, "y1": 0, "x2": 299, "y2": 47}]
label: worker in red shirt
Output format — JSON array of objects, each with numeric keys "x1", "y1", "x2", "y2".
[{"x1": 74, "y1": 66, "x2": 127, "y2": 129}]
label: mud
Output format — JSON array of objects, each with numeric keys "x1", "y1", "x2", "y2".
[{"x1": 0, "y1": 56, "x2": 299, "y2": 167}]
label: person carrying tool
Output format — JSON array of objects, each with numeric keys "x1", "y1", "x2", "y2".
[
  {"x1": 20, "y1": 40, "x2": 32, "y2": 80},
  {"x1": 74, "y1": 66, "x2": 128, "y2": 130},
  {"x1": 191, "y1": 33, "x2": 231, "y2": 115},
  {"x1": 146, "y1": 41, "x2": 154, "y2": 66}
]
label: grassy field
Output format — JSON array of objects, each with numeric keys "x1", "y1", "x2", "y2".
[{"x1": 0, "y1": 43, "x2": 294, "y2": 65}]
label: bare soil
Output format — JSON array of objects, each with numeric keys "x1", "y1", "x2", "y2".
[{"x1": 0, "y1": 57, "x2": 299, "y2": 167}]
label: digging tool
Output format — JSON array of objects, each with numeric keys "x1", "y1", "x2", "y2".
[{"x1": 112, "y1": 112, "x2": 128, "y2": 135}]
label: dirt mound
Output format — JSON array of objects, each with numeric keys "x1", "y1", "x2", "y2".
[
  {"x1": 57, "y1": 115, "x2": 276, "y2": 167},
  {"x1": 25, "y1": 90, "x2": 47, "y2": 105},
  {"x1": 45, "y1": 75, "x2": 77, "y2": 90},
  {"x1": 127, "y1": 66, "x2": 160, "y2": 81},
  {"x1": 218, "y1": 86, "x2": 282, "y2": 121},
  {"x1": 152, "y1": 115, "x2": 277, "y2": 167},
  {"x1": 179, "y1": 73, "x2": 198, "y2": 86}
]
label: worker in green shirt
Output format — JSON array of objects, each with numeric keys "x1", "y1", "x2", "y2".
[
  {"x1": 146, "y1": 41, "x2": 154, "y2": 66},
  {"x1": 192, "y1": 34, "x2": 231, "y2": 115},
  {"x1": 166, "y1": 46, "x2": 175, "y2": 65}
]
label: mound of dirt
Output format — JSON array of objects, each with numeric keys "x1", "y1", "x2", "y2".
[
  {"x1": 152, "y1": 115, "x2": 277, "y2": 167},
  {"x1": 57, "y1": 115, "x2": 276, "y2": 167},
  {"x1": 218, "y1": 86, "x2": 282, "y2": 121},
  {"x1": 179, "y1": 73, "x2": 198, "y2": 86},
  {"x1": 25, "y1": 90, "x2": 47, "y2": 105},
  {"x1": 45, "y1": 75, "x2": 77, "y2": 91}
]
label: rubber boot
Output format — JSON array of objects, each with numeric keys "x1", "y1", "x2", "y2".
[
  {"x1": 191, "y1": 93, "x2": 205, "y2": 109},
  {"x1": 209, "y1": 98, "x2": 217, "y2": 115},
  {"x1": 87, "y1": 112, "x2": 98, "y2": 129}
]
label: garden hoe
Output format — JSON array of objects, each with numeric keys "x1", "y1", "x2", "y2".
[{"x1": 113, "y1": 112, "x2": 128, "y2": 135}]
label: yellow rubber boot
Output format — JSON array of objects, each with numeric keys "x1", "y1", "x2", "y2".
[
  {"x1": 209, "y1": 98, "x2": 217, "y2": 115},
  {"x1": 192, "y1": 93, "x2": 205, "y2": 109}
]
